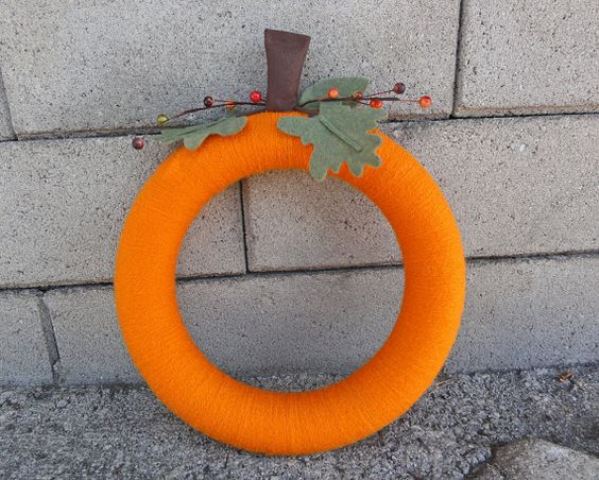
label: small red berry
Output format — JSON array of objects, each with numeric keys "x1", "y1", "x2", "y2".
[
  {"x1": 352, "y1": 91, "x2": 364, "y2": 101},
  {"x1": 131, "y1": 137, "x2": 144, "y2": 150},
  {"x1": 225, "y1": 100, "x2": 236, "y2": 111},
  {"x1": 327, "y1": 87, "x2": 339, "y2": 99},
  {"x1": 249, "y1": 90, "x2": 262, "y2": 103},
  {"x1": 369, "y1": 98, "x2": 384, "y2": 109},
  {"x1": 393, "y1": 82, "x2": 406, "y2": 94},
  {"x1": 203, "y1": 96, "x2": 214, "y2": 107},
  {"x1": 419, "y1": 95, "x2": 432, "y2": 108}
]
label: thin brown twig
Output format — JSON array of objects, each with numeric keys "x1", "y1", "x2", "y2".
[
  {"x1": 165, "y1": 101, "x2": 267, "y2": 124},
  {"x1": 164, "y1": 93, "x2": 423, "y2": 126},
  {"x1": 298, "y1": 96, "x2": 421, "y2": 108}
]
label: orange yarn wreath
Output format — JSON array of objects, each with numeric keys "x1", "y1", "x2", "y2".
[{"x1": 114, "y1": 111, "x2": 465, "y2": 455}]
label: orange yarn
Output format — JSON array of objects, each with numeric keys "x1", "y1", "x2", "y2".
[{"x1": 114, "y1": 112, "x2": 465, "y2": 455}]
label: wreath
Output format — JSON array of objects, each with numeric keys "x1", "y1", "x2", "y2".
[{"x1": 115, "y1": 29, "x2": 465, "y2": 455}]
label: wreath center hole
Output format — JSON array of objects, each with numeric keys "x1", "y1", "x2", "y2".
[{"x1": 177, "y1": 170, "x2": 403, "y2": 392}]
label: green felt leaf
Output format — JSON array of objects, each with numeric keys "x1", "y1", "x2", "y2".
[
  {"x1": 278, "y1": 103, "x2": 387, "y2": 181},
  {"x1": 298, "y1": 77, "x2": 369, "y2": 111},
  {"x1": 157, "y1": 116, "x2": 247, "y2": 150}
]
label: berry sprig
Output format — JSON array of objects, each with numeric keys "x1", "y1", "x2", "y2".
[
  {"x1": 155, "y1": 90, "x2": 266, "y2": 126},
  {"x1": 132, "y1": 90, "x2": 265, "y2": 150},
  {"x1": 299, "y1": 82, "x2": 432, "y2": 111},
  {"x1": 131, "y1": 82, "x2": 432, "y2": 150}
]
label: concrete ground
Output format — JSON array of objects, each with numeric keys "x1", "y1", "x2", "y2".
[{"x1": 1, "y1": 365, "x2": 598, "y2": 480}]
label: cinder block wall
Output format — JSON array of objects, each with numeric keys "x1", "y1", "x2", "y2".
[{"x1": 1, "y1": 1, "x2": 598, "y2": 386}]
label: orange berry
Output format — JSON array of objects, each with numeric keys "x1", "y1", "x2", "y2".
[
  {"x1": 327, "y1": 87, "x2": 339, "y2": 99},
  {"x1": 369, "y1": 98, "x2": 384, "y2": 109},
  {"x1": 225, "y1": 100, "x2": 236, "y2": 111},
  {"x1": 419, "y1": 95, "x2": 432, "y2": 108}
]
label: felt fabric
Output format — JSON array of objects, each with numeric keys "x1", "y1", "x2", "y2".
[
  {"x1": 278, "y1": 103, "x2": 386, "y2": 180},
  {"x1": 114, "y1": 111, "x2": 465, "y2": 456},
  {"x1": 264, "y1": 29, "x2": 310, "y2": 111},
  {"x1": 298, "y1": 77, "x2": 369, "y2": 111},
  {"x1": 158, "y1": 116, "x2": 247, "y2": 150}
]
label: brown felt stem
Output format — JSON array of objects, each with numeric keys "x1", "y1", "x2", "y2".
[{"x1": 264, "y1": 29, "x2": 310, "y2": 111}]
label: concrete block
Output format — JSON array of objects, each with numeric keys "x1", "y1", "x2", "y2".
[
  {"x1": 45, "y1": 287, "x2": 140, "y2": 385},
  {"x1": 393, "y1": 115, "x2": 599, "y2": 259},
  {"x1": 448, "y1": 255, "x2": 599, "y2": 372},
  {"x1": 0, "y1": 0, "x2": 460, "y2": 136},
  {"x1": 244, "y1": 115, "x2": 599, "y2": 271},
  {"x1": 243, "y1": 171, "x2": 400, "y2": 271},
  {"x1": 455, "y1": 1, "x2": 599, "y2": 116},
  {"x1": 0, "y1": 136, "x2": 244, "y2": 288},
  {"x1": 43, "y1": 254, "x2": 599, "y2": 384},
  {"x1": 44, "y1": 268, "x2": 403, "y2": 384},
  {"x1": 0, "y1": 291, "x2": 53, "y2": 385},
  {"x1": 0, "y1": 70, "x2": 14, "y2": 140},
  {"x1": 178, "y1": 269, "x2": 401, "y2": 377}
]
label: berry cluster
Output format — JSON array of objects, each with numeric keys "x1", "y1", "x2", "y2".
[
  {"x1": 156, "y1": 90, "x2": 265, "y2": 126},
  {"x1": 315, "y1": 82, "x2": 431, "y2": 110},
  {"x1": 132, "y1": 90, "x2": 265, "y2": 150},
  {"x1": 132, "y1": 83, "x2": 431, "y2": 150}
]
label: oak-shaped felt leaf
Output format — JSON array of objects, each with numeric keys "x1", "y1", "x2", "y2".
[
  {"x1": 278, "y1": 103, "x2": 387, "y2": 181},
  {"x1": 299, "y1": 77, "x2": 369, "y2": 111},
  {"x1": 157, "y1": 116, "x2": 247, "y2": 150}
]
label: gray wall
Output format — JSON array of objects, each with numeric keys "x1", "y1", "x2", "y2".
[{"x1": 1, "y1": 1, "x2": 598, "y2": 385}]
